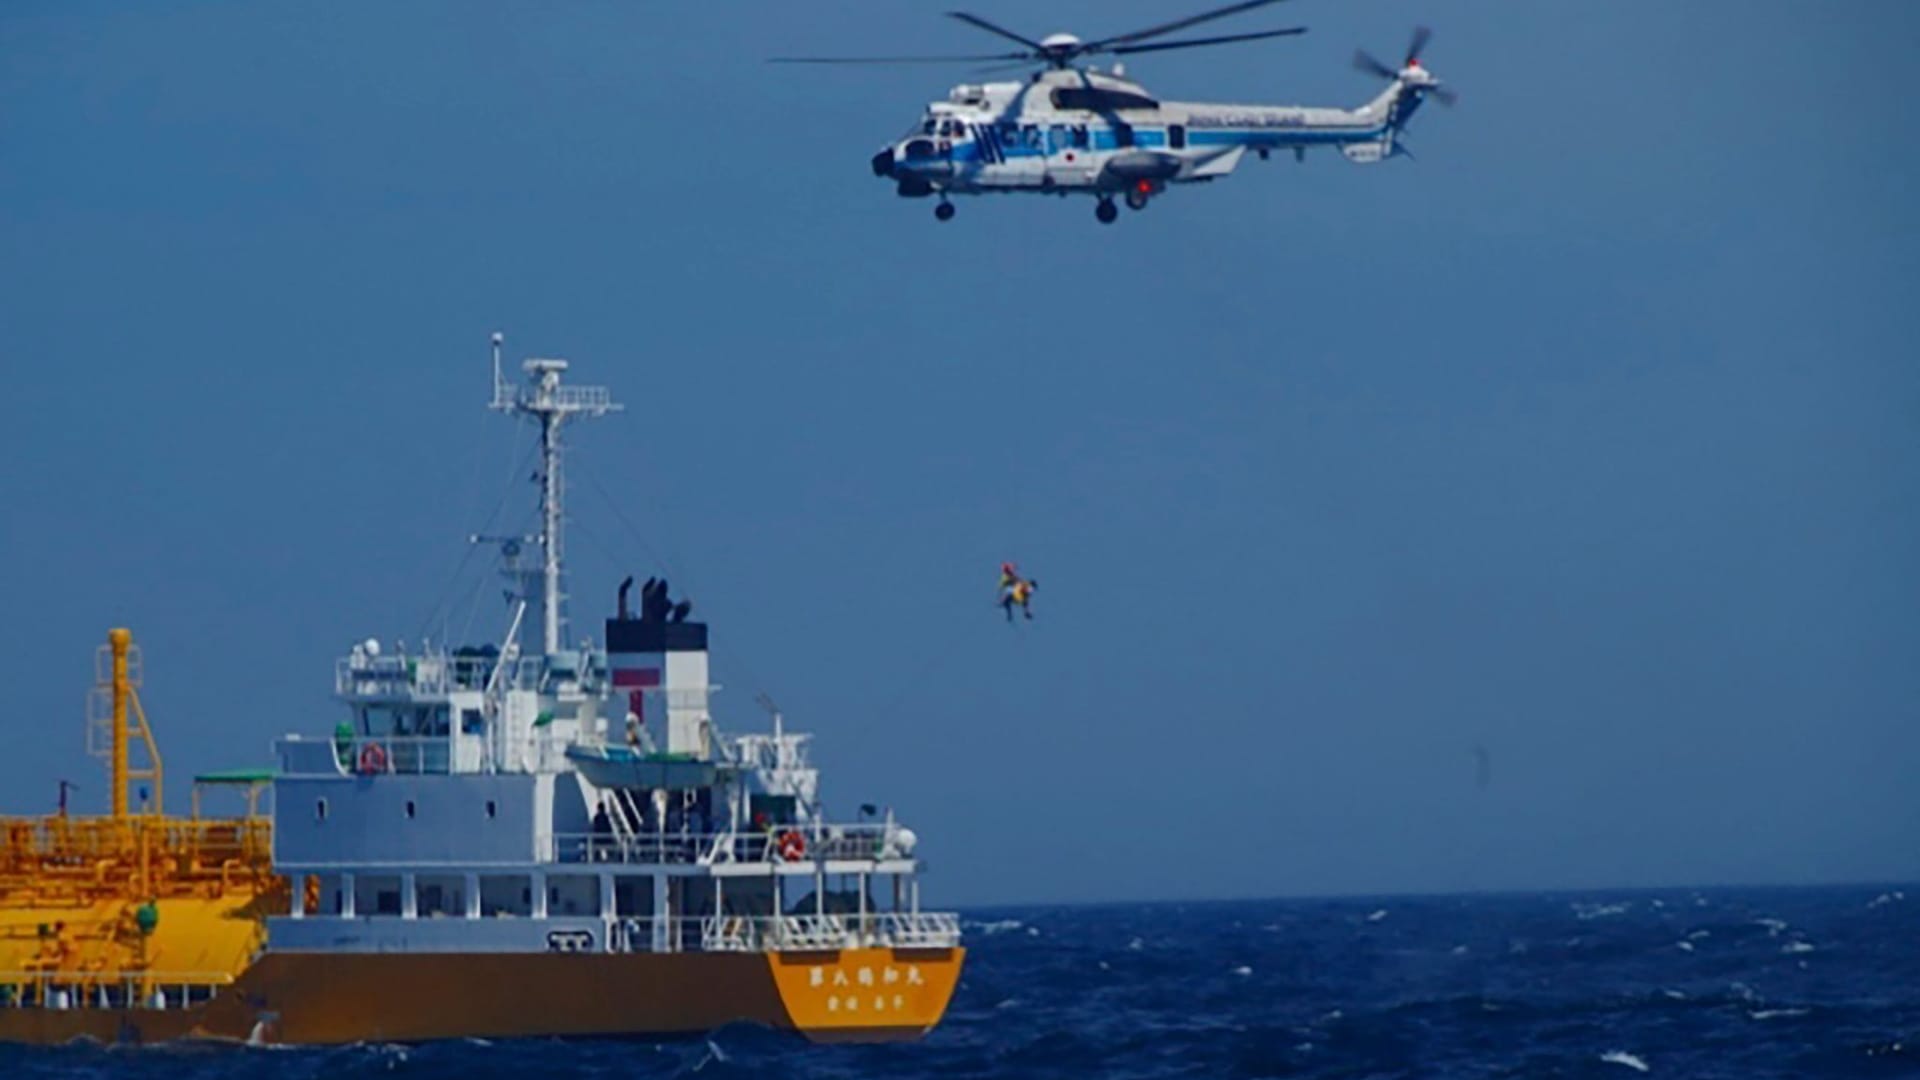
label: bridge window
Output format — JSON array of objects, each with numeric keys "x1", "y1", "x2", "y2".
[
  {"x1": 480, "y1": 874, "x2": 533, "y2": 917},
  {"x1": 415, "y1": 874, "x2": 466, "y2": 918},
  {"x1": 404, "y1": 800, "x2": 416, "y2": 820},
  {"x1": 355, "y1": 874, "x2": 404, "y2": 917},
  {"x1": 614, "y1": 877, "x2": 654, "y2": 917},
  {"x1": 315, "y1": 798, "x2": 328, "y2": 822},
  {"x1": 485, "y1": 799, "x2": 497, "y2": 819},
  {"x1": 548, "y1": 874, "x2": 601, "y2": 916}
]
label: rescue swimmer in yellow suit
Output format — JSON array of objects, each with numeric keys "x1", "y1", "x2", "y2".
[{"x1": 998, "y1": 562, "x2": 1036, "y2": 623}]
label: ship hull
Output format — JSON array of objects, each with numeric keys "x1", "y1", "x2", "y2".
[{"x1": 0, "y1": 946, "x2": 962, "y2": 1046}]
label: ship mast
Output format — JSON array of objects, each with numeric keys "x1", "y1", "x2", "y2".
[{"x1": 490, "y1": 332, "x2": 621, "y2": 654}]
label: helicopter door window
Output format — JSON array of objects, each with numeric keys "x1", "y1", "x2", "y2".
[
  {"x1": 1170, "y1": 124, "x2": 1187, "y2": 150},
  {"x1": 1114, "y1": 124, "x2": 1135, "y2": 149},
  {"x1": 1072, "y1": 126, "x2": 1090, "y2": 149}
]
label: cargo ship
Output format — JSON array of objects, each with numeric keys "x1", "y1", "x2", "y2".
[{"x1": 0, "y1": 337, "x2": 963, "y2": 1045}]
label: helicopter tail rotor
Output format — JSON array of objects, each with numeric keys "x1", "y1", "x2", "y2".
[{"x1": 1354, "y1": 26, "x2": 1456, "y2": 107}]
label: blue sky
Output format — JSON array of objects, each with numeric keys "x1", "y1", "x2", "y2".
[{"x1": 2, "y1": 1, "x2": 1915, "y2": 906}]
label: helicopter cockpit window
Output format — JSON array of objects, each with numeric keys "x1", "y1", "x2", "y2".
[{"x1": 921, "y1": 118, "x2": 936, "y2": 135}]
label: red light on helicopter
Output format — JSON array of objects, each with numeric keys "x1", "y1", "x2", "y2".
[{"x1": 1135, "y1": 180, "x2": 1152, "y2": 194}]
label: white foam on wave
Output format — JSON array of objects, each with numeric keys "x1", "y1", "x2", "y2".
[
  {"x1": 1126, "y1": 936, "x2": 1145, "y2": 952},
  {"x1": 1781, "y1": 941, "x2": 1815, "y2": 955},
  {"x1": 1231, "y1": 965, "x2": 1252, "y2": 977},
  {"x1": 1661, "y1": 989, "x2": 1687, "y2": 1000},
  {"x1": 1601, "y1": 1050, "x2": 1650, "y2": 1072},
  {"x1": 1366, "y1": 909, "x2": 1389, "y2": 923},
  {"x1": 1675, "y1": 941, "x2": 1694, "y2": 952},
  {"x1": 1749, "y1": 1008, "x2": 1810, "y2": 1020},
  {"x1": 1686, "y1": 930, "x2": 1711, "y2": 941},
  {"x1": 1868, "y1": 891, "x2": 1905, "y2": 909},
  {"x1": 968, "y1": 919, "x2": 1024, "y2": 935},
  {"x1": 1575, "y1": 901, "x2": 1631, "y2": 921},
  {"x1": 1450, "y1": 944, "x2": 1469, "y2": 956},
  {"x1": 1753, "y1": 918, "x2": 1788, "y2": 936}
]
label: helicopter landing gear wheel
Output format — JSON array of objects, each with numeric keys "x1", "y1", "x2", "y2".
[
  {"x1": 1125, "y1": 189, "x2": 1150, "y2": 211},
  {"x1": 934, "y1": 200, "x2": 955, "y2": 222},
  {"x1": 1095, "y1": 198, "x2": 1118, "y2": 225}
]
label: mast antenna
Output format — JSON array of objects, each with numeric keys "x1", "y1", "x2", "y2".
[{"x1": 488, "y1": 332, "x2": 622, "y2": 655}]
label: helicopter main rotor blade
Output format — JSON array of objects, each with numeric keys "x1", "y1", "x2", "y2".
[
  {"x1": 1109, "y1": 26, "x2": 1306, "y2": 56},
  {"x1": 1353, "y1": 48, "x2": 1398, "y2": 80},
  {"x1": 1087, "y1": 0, "x2": 1294, "y2": 51},
  {"x1": 1429, "y1": 85, "x2": 1459, "y2": 107},
  {"x1": 1406, "y1": 25, "x2": 1433, "y2": 64},
  {"x1": 769, "y1": 52, "x2": 1030, "y2": 65},
  {"x1": 945, "y1": 11, "x2": 1045, "y2": 53}
]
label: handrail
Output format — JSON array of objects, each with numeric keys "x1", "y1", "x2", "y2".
[
  {"x1": 697, "y1": 912, "x2": 961, "y2": 952},
  {"x1": 0, "y1": 970, "x2": 236, "y2": 1010},
  {"x1": 547, "y1": 822, "x2": 915, "y2": 866}
]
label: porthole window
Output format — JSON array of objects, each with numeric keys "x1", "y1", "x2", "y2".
[
  {"x1": 405, "y1": 800, "x2": 417, "y2": 820},
  {"x1": 485, "y1": 800, "x2": 498, "y2": 820},
  {"x1": 315, "y1": 798, "x2": 328, "y2": 822}
]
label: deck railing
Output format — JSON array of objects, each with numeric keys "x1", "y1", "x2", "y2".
[
  {"x1": 547, "y1": 823, "x2": 913, "y2": 867},
  {"x1": 0, "y1": 970, "x2": 234, "y2": 1011},
  {"x1": 334, "y1": 652, "x2": 550, "y2": 697},
  {"x1": 0, "y1": 816, "x2": 271, "y2": 866},
  {"x1": 697, "y1": 912, "x2": 962, "y2": 952}
]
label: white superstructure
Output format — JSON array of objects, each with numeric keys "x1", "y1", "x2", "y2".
[{"x1": 269, "y1": 337, "x2": 956, "y2": 958}]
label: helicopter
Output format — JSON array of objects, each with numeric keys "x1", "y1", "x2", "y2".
[{"x1": 774, "y1": 1, "x2": 1455, "y2": 224}]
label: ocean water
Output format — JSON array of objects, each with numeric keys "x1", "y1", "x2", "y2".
[{"x1": 4, "y1": 886, "x2": 1915, "y2": 1079}]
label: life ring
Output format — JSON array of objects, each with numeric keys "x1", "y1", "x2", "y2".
[
  {"x1": 777, "y1": 830, "x2": 806, "y2": 862},
  {"x1": 357, "y1": 742, "x2": 388, "y2": 775}
]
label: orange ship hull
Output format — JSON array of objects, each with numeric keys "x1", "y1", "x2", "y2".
[{"x1": 0, "y1": 946, "x2": 963, "y2": 1046}]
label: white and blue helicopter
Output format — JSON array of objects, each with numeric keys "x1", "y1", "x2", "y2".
[{"x1": 775, "y1": 1, "x2": 1455, "y2": 224}]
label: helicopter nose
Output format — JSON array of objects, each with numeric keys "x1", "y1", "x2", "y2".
[{"x1": 870, "y1": 147, "x2": 897, "y2": 178}]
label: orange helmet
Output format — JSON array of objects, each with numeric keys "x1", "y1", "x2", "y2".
[{"x1": 1000, "y1": 562, "x2": 1016, "y2": 574}]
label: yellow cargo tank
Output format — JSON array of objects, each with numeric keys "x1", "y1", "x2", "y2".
[{"x1": 0, "y1": 629, "x2": 283, "y2": 1042}]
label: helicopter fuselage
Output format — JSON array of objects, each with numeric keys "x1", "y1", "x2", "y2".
[{"x1": 870, "y1": 66, "x2": 1438, "y2": 211}]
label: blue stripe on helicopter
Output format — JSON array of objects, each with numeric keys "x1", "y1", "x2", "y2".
[{"x1": 940, "y1": 123, "x2": 1393, "y2": 166}]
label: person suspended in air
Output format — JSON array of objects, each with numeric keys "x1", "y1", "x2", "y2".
[{"x1": 998, "y1": 562, "x2": 1037, "y2": 623}]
